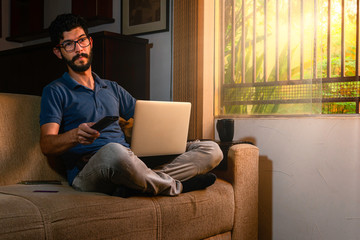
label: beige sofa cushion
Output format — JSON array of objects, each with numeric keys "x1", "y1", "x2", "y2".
[
  {"x1": 0, "y1": 179, "x2": 234, "y2": 240},
  {"x1": 0, "y1": 193, "x2": 46, "y2": 239}
]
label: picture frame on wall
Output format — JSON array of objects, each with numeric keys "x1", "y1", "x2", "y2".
[{"x1": 121, "y1": 0, "x2": 169, "y2": 36}]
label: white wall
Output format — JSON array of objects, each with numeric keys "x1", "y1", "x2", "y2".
[
  {"x1": 215, "y1": 117, "x2": 360, "y2": 239},
  {"x1": 0, "y1": 0, "x2": 172, "y2": 101}
]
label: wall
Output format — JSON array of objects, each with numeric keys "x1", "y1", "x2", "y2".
[
  {"x1": 0, "y1": 0, "x2": 172, "y2": 101},
  {"x1": 215, "y1": 117, "x2": 360, "y2": 239}
]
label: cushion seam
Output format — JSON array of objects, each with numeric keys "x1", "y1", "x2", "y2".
[
  {"x1": 150, "y1": 198, "x2": 161, "y2": 239},
  {"x1": 0, "y1": 191, "x2": 51, "y2": 240}
]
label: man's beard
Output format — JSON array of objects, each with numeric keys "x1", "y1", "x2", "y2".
[{"x1": 62, "y1": 50, "x2": 93, "y2": 73}]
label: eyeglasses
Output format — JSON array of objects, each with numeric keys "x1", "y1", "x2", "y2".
[{"x1": 56, "y1": 36, "x2": 91, "y2": 53}]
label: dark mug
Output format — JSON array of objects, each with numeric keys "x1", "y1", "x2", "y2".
[{"x1": 216, "y1": 119, "x2": 234, "y2": 142}]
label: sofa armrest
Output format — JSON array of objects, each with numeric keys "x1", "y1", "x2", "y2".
[{"x1": 212, "y1": 143, "x2": 259, "y2": 240}]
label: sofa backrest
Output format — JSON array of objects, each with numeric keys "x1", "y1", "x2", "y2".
[{"x1": 0, "y1": 93, "x2": 65, "y2": 186}]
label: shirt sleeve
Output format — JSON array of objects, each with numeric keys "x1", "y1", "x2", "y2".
[{"x1": 39, "y1": 85, "x2": 63, "y2": 126}]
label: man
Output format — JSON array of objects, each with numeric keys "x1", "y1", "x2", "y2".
[{"x1": 40, "y1": 13, "x2": 223, "y2": 196}]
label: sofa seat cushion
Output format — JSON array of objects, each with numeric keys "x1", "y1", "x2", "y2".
[
  {"x1": 0, "y1": 183, "x2": 158, "y2": 240},
  {"x1": 0, "y1": 193, "x2": 46, "y2": 239},
  {"x1": 153, "y1": 179, "x2": 234, "y2": 239},
  {"x1": 0, "y1": 179, "x2": 234, "y2": 240}
]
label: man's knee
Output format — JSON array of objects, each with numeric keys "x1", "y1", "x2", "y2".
[
  {"x1": 96, "y1": 142, "x2": 134, "y2": 169},
  {"x1": 190, "y1": 141, "x2": 223, "y2": 169},
  {"x1": 206, "y1": 141, "x2": 223, "y2": 167}
]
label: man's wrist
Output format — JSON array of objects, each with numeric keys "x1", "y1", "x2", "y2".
[{"x1": 70, "y1": 128, "x2": 80, "y2": 145}]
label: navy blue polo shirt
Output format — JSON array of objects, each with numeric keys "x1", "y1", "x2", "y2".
[{"x1": 40, "y1": 72, "x2": 136, "y2": 184}]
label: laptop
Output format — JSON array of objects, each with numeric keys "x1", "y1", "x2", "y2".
[{"x1": 130, "y1": 100, "x2": 191, "y2": 157}]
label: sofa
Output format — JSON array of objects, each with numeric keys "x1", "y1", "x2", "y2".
[{"x1": 0, "y1": 93, "x2": 259, "y2": 240}]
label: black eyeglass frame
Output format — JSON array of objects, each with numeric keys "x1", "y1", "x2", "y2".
[{"x1": 55, "y1": 36, "x2": 92, "y2": 53}]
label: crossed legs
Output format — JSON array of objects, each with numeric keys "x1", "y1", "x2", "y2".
[{"x1": 72, "y1": 141, "x2": 223, "y2": 196}]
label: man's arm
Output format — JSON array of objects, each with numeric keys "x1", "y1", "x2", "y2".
[{"x1": 40, "y1": 122, "x2": 100, "y2": 157}]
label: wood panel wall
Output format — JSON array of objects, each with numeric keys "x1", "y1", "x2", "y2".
[{"x1": 0, "y1": 32, "x2": 150, "y2": 100}]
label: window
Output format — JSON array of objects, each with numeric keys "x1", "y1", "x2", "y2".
[{"x1": 215, "y1": 0, "x2": 360, "y2": 116}]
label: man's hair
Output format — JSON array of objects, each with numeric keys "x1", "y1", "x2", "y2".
[{"x1": 49, "y1": 13, "x2": 88, "y2": 47}]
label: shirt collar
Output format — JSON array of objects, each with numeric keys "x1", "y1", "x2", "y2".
[
  {"x1": 92, "y1": 72, "x2": 108, "y2": 89},
  {"x1": 61, "y1": 72, "x2": 107, "y2": 90}
]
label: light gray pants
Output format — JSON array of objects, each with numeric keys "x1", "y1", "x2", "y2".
[{"x1": 72, "y1": 140, "x2": 223, "y2": 196}]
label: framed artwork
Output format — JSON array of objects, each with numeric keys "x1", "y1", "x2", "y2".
[{"x1": 121, "y1": 0, "x2": 169, "y2": 36}]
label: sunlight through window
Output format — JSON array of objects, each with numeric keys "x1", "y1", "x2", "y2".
[{"x1": 215, "y1": 0, "x2": 360, "y2": 115}]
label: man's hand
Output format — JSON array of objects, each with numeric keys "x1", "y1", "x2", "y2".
[{"x1": 76, "y1": 123, "x2": 100, "y2": 145}]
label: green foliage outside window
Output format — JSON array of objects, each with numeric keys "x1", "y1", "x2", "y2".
[{"x1": 217, "y1": 0, "x2": 359, "y2": 115}]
